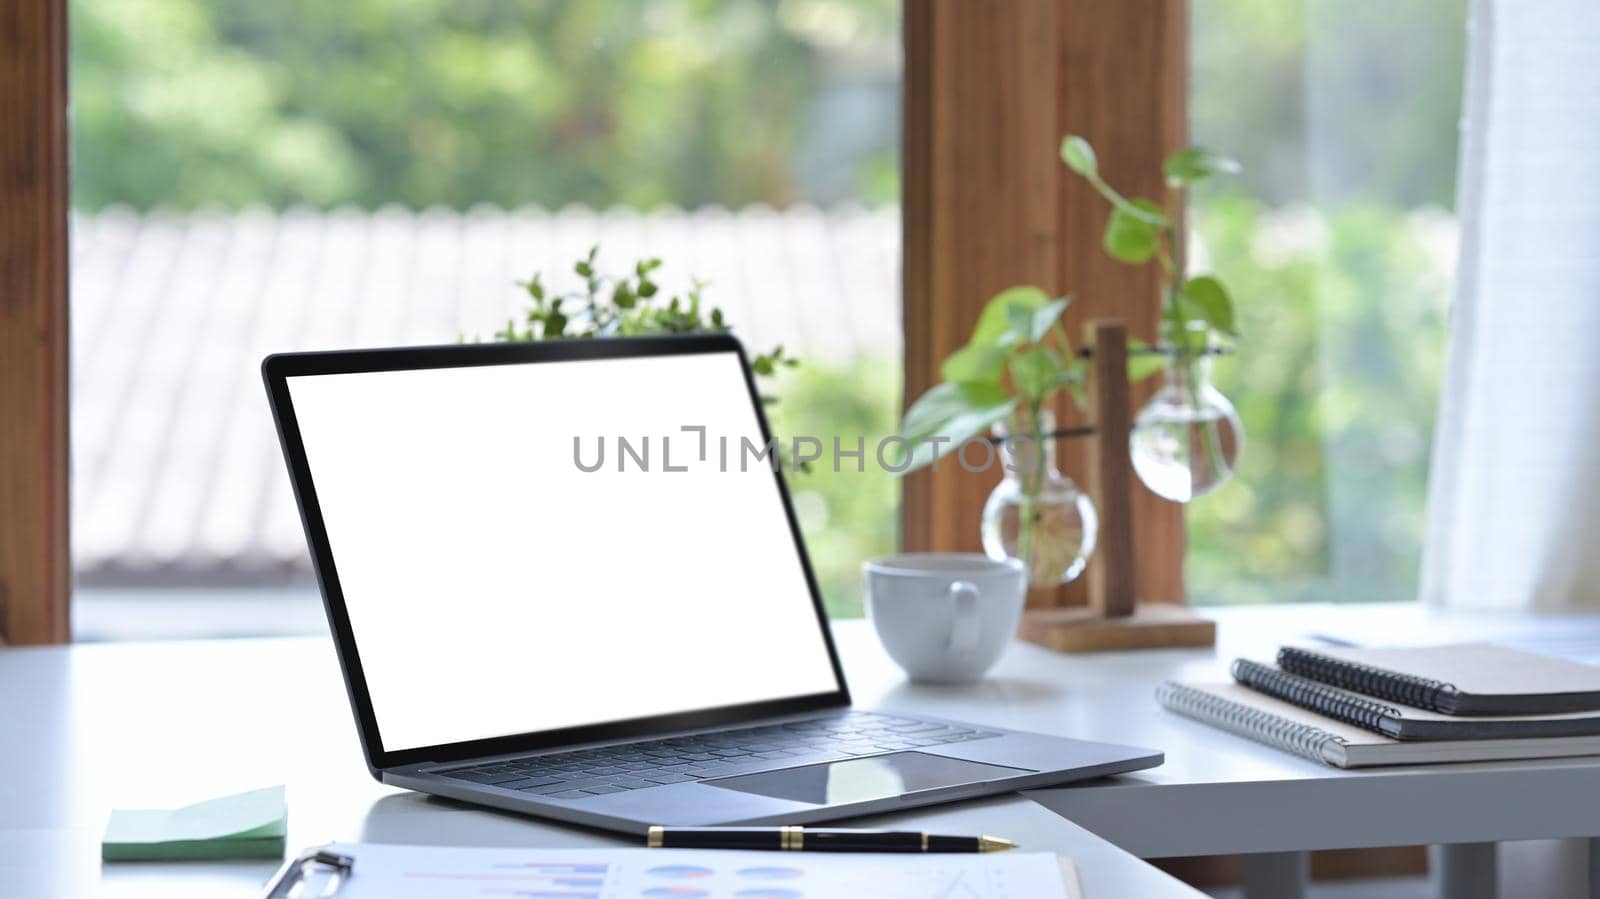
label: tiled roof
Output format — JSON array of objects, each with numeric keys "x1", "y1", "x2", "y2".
[{"x1": 70, "y1": 204, "x2": 901, "y2": 585}]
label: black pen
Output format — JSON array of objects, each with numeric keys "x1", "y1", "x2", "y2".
[{"x1": 645, "y1": 826, "x2": 1014, "y2": 853}]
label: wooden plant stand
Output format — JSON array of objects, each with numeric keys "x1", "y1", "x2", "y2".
[{"x1": 1016, "y1": 319, "x2": 1216, "y2": 653}]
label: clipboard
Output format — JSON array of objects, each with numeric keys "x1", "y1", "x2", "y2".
[{"x1": 259, "y1": 848, "x2": 353, "y2": 898}]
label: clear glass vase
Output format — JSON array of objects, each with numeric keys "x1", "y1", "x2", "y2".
[
  {"x1": 980, "y1": 411, "x2": 1098, "y2": 588},
  {"x1": 1129, "y1": 353, "x2": 1244, "y2": 503}
]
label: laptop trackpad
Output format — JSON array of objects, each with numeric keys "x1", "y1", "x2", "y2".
[{"x1": 703, "y1": 751, "x2": 1032, "y2": 805}]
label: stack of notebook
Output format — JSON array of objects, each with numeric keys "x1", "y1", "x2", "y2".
[{"x1": 1158, "y1": 643, "x2": 1600, "y2": 768}]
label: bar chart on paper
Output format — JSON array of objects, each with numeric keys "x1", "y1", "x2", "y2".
[{"x1": 319, "y1": 843, "x2": 1080, "y2": 899}]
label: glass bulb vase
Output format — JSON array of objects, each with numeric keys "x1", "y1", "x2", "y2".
[
  {"x1": 1129, "y1": 353, "x2": 1244, "y2": 503},
  {"x1": 980, "y1": 411, "x2": 1098, "y2": 588}
]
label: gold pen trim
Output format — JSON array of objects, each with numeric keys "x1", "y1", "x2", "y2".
[
  {"x1": 647, "y1": 826, "x2": 664, "y2": 849},
  {"x1": 921, "y1": 832, "x2": 929, "y2": 852},
  {"x1": 978, "y1": 835, "x2": 1016, "y2": 852},
  {"x1": 780, "y1": 825, "x2": 804, "y2": 850}
]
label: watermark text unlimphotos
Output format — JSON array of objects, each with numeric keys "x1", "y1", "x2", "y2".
[{"x1": 573, "y1": 426, "x2": 1040, "y2": 475}]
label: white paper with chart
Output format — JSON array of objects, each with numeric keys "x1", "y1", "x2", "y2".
[{"x1": 314, "y1": 842, "x2": 1081, "y2": 899}]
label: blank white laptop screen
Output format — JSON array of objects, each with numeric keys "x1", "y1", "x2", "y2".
[{"x1": 286, "y1": 351, "x2": 841, "y2": 753}]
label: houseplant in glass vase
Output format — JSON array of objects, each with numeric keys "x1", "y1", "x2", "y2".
[
  {"x1": 1061, "y1": 135, "x2": 1245, "y2": 503},
  {"x1": 896, "y1": 287, "x2": 1098, "y2": 588},
  {"x1": 894, "y1": 137, "x2": 1244, "y2": 590}
]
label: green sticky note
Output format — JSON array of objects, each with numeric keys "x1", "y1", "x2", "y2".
[{"x1": 102, "y1": 785, "x2": 287, "y2": 861}]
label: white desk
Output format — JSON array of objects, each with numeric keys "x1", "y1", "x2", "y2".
[
  {"x1": 0, "y1": 630, "x2": 1200, "y2": 898},
  {"x1": 8, "y1": 604, "x2": 1600, "y2": 899},
  {"x1": 840, "y1": 602, "x2": 1600, "y2": 899}
]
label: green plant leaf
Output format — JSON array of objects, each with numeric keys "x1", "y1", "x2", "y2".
[
  {"x1": 1162, "y1": 146, "x2": 1241, "y2": 187},
  {"x1": 899, "y1": 410, "x2": 1016, "y2": 472},
  {"x1": 901, "y1": 380, "x2": 1010, "y2": 438},
  {"x1": 1131, "y1": 197, "x2": 1169, "y2": 224},
  {"x1": 1010, "y1": 346, "x2": 1063, "y2": 402},
  {"x1": 1182, "y1": 275, "x2": 1238, "y2": 336},
  {"x1": 895, "y1": 381, "x2": 1016, "y2": 473},
  {"x1": 940, "y1": 344, "x2": 1006, "y2": 386},
  {"x1": 544, "y1": 311, "x2": 567, "y2": 337},
  {"x1": 1125, "y1": 338, "x2": 1166, "y2": 382},
  {"x1": 1025, "y1": 298, "x2": 1070, "y2": 343},
  {"x1": 1060, "y1": 135, "x2": 1097, "y2": 176},
  {"x1": 1005, "y1": 303, "x2": 1036, "y2": 346},
  {"x1": 1007, "y1": 297, "x2": 1071, "y2": 346},
  {"x1": 970, "y1": 285, "x2": 1050, "y2": 348},
  {"x1": 1052, "y1": 360, "x2": 1087, "y2": 388},
  {"x1": 1104, "y1": 200, "x2": 1164, "y2": 263}
]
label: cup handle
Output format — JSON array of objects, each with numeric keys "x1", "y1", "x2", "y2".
[{"x1": 946, "y1": 581, "x2": 981, "y2": 654}]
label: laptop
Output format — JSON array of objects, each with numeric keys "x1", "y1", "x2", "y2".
[{"x1": 262, "y1": 333, "x2": 1161, "y2": 835}]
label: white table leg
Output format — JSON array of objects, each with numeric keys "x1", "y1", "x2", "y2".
[
  {"x1": 1241, "y1": 851, "x2": 1307, "y2": 899},
  {"x1": 1434, "y1": 842, "x2": 1496, "y2": 899}
]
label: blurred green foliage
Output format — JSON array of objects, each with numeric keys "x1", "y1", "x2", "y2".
[
  {"x1": 1183, "y1": 0, "x2": 1466, "y2": 605},
  {"x1": 765, "y1": 357, "x2": 900, "y2": 617},
  {"x1": 1190, "y1": 0, "x2": 1466, "y2": 209},
  {"x1": 1185, "y1": 198, "x2": 1453, "y2": 604},
  {"x1": 70, "y1": 0, "x2": 899, "y2": 210}
]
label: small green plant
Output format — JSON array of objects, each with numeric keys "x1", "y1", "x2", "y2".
[
  {"x1": 897, "y1": 287, "x2": 1081, "y2": 470},
  {"x1": 1061, "y1": 135, "x2": 1241, "y2": 478},
  {"x1": 475, "y1": 246, "x2": 799, "y2": 399},
  {"x1": 896, "y1": 286, "x2": 1082, "y2": 570},
  {"x1": 1059, "y1": 135, "x2": 1241, "y2": 355}
]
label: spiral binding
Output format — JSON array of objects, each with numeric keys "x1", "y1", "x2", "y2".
[
  {"x1": 1156, "y1": 681, "x2": 1343, "y2": 765},
  {"x1": 1277, "y1": 647, "x2": 1460, "y2": 713},
  {"x1": 1231, "y1": 659, "x2": 1403, "y2": 735}
]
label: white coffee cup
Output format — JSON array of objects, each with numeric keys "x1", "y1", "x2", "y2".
[{"x1": 863, "y1": 553, "x2": 1028, "y2": 685}]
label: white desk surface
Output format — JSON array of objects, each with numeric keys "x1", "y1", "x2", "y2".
[
  {"x1": 841, "y1": 601, "x2": 1600, "y2": 859},
  {"x1": 0, "y1": 622, "x2": 1205, "y2": 898},
  {"x1": 8, "y1": 602, "x2": 1600, "y2": 898}
]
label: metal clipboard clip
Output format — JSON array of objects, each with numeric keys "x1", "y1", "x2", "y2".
[{"x1": 259, "y1": 848, "x2": 354, "y2": 898}]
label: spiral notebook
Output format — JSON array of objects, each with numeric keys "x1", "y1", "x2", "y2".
[
  {"x1": 1276, "y1": 643, "x2": 1600, "y2": 715},
  {"x1": 1229, "y1": 660, "x2": 1600, "y2": 740},
  {"x1": 1157, "y1": 681, "x2": 1600, "y2": 768}
]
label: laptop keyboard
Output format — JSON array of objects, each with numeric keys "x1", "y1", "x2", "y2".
[{"x1": 438, "y1": 712, "x2": 997, "y2": 800}]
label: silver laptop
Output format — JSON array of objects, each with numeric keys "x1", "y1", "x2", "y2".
[{"x1": 262, "y1": 333, "x2": 1161, "y2": 835}]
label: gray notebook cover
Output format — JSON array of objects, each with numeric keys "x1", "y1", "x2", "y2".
[
  {"x1": 1233, "y1": 659, "x2": 1600, "y2": 740},
  {"x1": 1278, "y1": 643, "x2": 1600, "y2": 715}
]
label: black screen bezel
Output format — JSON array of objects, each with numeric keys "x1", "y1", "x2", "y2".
[{"x1": 261, "y1": 333, "x2": 851, "y2": 774}]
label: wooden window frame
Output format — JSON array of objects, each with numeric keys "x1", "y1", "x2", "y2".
[
  {"x1": 0, "y1": 0, "x2": 71, "y2": 645},
  {"x1": 902, "y1": 0, "x2": 1187, "y2": 608}
]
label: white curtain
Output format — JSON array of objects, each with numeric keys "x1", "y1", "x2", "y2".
[{"x1": 1421, "y1": 0, "x2": 1600, "y2": 611}]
